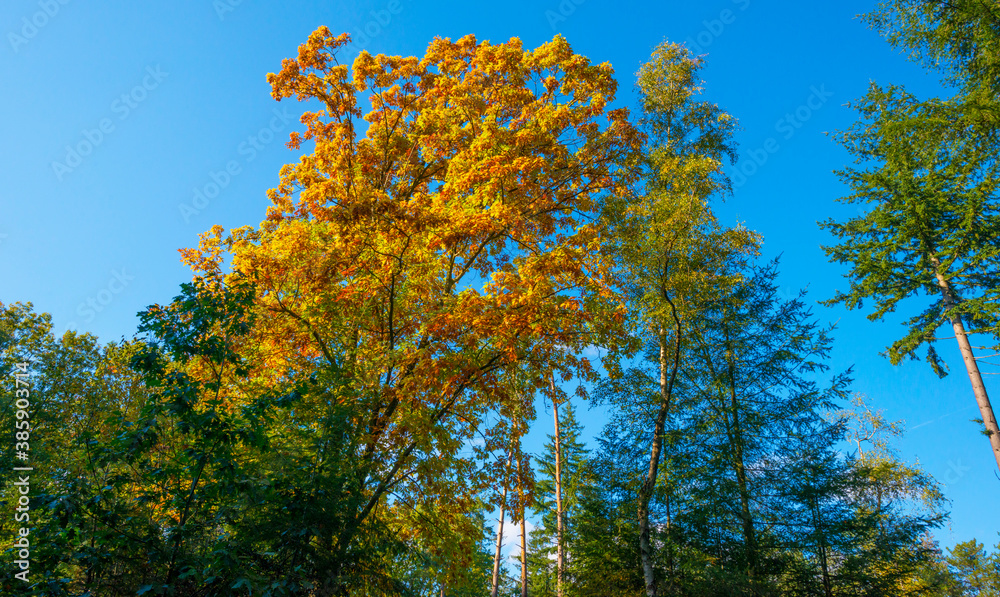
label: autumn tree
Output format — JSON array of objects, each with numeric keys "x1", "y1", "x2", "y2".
[
  {"x1": 8, "y1": 275, "x2": 502, "y2": 595},
  {"x1": 179, "y1": 26, "x2": 641, "y2": 589}
]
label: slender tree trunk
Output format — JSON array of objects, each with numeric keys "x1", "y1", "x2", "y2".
[
  {"x1": 490, "y1": 507, "x2": 506, "y2": 597},
  {"x1": 818, "y1": 543, "x2": 833, "y2": 597},
  {"x1": 551, "y1": 375, "x2": 566, "y2": 597},
  {"x1": 638, "y1": 332, "x2": 668, "y2": 597},
  {"x1": 639, "y1": 308, "x2": 682, "y2": 597},
  {"x1": 665, "y1": 492, "x2": 674, "y2": 581},
  {"x1": 492, "y1": 451, "x2": 513, "y2": 597},
  {"x1": 931, "y1": 259, "x2": 1000, "y2": 471},
  {"x1": 726, "y1": 334, "x2": 757, "y2": 583},
  {"x1": 518, "y1": 454, "x2": 528, "y2": 597},
  {"x1": 165, "y1": 451, "x2": 211, "y2": 587},
  {"x1": 732, "y1": 422, "x2": 757, "y2": 583},
  {"x1": 813, "y1": 500, "x2": 833, "y2": 597},
  {"x1": 520, "y1": 517, "x2": 528, "y2": 597}
]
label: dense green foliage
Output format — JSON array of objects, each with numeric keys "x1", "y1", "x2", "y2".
[
  {"x1": 0, "y1": 265, "x2": 993, "y2": 596},
  {"x1": 821, "y1": 0, "x2": 1000, "y2": 471},
  {"x1": 3, "y1": 2, "x2": 1000, "y2": 595}
]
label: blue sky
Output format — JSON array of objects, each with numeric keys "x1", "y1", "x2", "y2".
[{"x1": 2, "y1": 0, "x2": 997, "y2": 555}]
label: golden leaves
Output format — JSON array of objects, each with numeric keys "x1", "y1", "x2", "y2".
[
  {"x1": 266, "y1": 26, "x2": 351, "y2": 101},
  {"x1": 182, "y1": 28, "x2": 647, "y2": 560}
]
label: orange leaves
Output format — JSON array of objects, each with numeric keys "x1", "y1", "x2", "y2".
[
  {"x1": 183, "y1": 28, "x2": 645, "y2": 556},
  {"x1": 179, "y1": 224, "x2": 226, "y2": 277},
  {"x1": 266, "y1": 26, "x2": 351, "y2": 102}
]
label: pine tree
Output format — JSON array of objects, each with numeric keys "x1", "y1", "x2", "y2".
[
  {"x1": 822, "y1": 0, "x2": 1000, "y2": 471},
  {"x1": 528, "y1": 400, "x2": 589, "y2": 595},
  {"x1": 947, "y1": 539, "x2": 1000, "y2": 596},
  {"x1": 677, "y1": 259, "x2": 852, "y2": 595},
  {"x1": 566, "y1": 431, "x2": 647, "y2": 596}
]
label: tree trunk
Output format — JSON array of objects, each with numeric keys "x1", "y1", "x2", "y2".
[
  {"x1": 639, "y1": 309, "x2": 682, "y2": 597},
  {"x1": 813, "y1": 500, "x2": 833, "y2": 597},
  {"x1": 726, "y1": 333, "x2": 757, "y2": 583},
  {"x1": 665, "y1": 492, "x2": 674, "y2": 581},
  {"x1": 551, "y1": 375, "x2": 566, "y2": 597},
  {"x1": 518, "y1": 454, "x2": 528, "y2": 597},
  {"x1": 732, "y1": 423, "x2": 758, "y2": 583},
  {"x1": 931, "y1": 259, "x2": 1000, "y2": 471},
  {"x1": 492, "y1": 452, "x2": 513, "y2": 597},
  {"x1": 490, "y1": 506, "x2": 506, "y2": 597}
]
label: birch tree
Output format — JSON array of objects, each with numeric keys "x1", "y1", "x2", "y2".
[{"x1": 601, "y1": 40, "x2": 759, "y2": 597}]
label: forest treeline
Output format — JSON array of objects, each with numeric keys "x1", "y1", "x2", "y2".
[{"x1": 3, "y1": 0, "x2": 1000, "y2": 595}]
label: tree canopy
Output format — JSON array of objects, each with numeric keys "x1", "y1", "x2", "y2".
[{"x1": 3, "y1": 11, "x2": 999, "y2": 596}]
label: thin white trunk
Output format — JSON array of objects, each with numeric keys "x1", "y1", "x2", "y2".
[
  {"x1": 491, "y1": 452, "x2": 512, "y2": 597},
  {"x1": 551, "y1": 375, "x2": 565, "y2": 597},
  {"x1": 640, "y1": 320, "x2": 679, "y2": 597},
  {"x1": 519, "y1": 453, "x2": 528, "y2": 597}
]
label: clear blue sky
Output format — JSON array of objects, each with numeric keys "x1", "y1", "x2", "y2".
[{"x1": 2, "y1": 0, "x2": 997, "y2": 552}]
